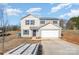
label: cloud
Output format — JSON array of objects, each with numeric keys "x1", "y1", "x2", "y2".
[
  {"x1": 65, "y1": 4, "x2": 72, "y2": 9},
  {"x1": 26, "y1": 8, "x2": 42, "y2": 13},
  {"x1": 31, "y1": 12, "x2": 41, "y2": 16},
  {"x1": 67, "y1": 9, "x2": 79, "y2": 17},
  {"x1": 59, "y1": 9, "x2": 79, "y2": 18},
  {"x1": 4, "y1": 8, "x2": 22, "y2": 16},
  {"x1": 59, "y1": 14, "x2": 66, "y2": 18},
  {"x1": 51, "y1": 3, "x2": 71, "y2": 13}
]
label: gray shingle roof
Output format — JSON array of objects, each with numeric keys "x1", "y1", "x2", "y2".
[
  {"x1": 21, "y1": 14, "x2": 60, "y2": 20},
  {"x1": 39, "y1": 17, "x2": 59, "y2": 20}
]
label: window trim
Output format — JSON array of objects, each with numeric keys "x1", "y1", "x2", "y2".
[
  {"x1": 30, "y1": 20, "x2": 35, "y2": 25},
  {"x1": 25, "y1": 20, "x2": 29, "y2": 25},
  {"x1": 53, "y1": 20, "x2": 57, "y2": 24},
  {"x1": 40, "y1": 20, "x2": 45, "y2": 24},
  {"x1": 23, "y1": 30, "x2": 29, "y2": 35},
  {"x1": 25, "y1": 20, "x2": 35, "y2": 25}
]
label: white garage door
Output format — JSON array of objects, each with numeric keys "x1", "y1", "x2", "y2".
[{"x1": 41, "y1": 30, "x2": 59, "y2": 38}]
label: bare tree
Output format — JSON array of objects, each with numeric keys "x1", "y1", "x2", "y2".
[{"x1": 0, "y1": 4, "x2": 9, "y2": 55}]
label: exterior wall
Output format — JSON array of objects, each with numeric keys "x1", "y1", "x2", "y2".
[
  {"x1": 21, "y1": 14, "x2": 61, "y2": 37},
  {"x1": 21, "y1": 15, "x2": 40, "y2": 37},
  {"x1": 39, "y1": 23, "x2": 61, "y2": 38},
  {"x1": 56, "y1": 20, "x2": 60, "y2": 26},
  {"x1": 40, "y1": 20, "x2": 60, "y2": 26},
  {"x1": 36, "y1": 30, "x2": 40, "y2": 37},
  {"x1": 21, "y1": 29, "x2": 32, "y2": 37},
  {"x1": 59, "y1": 29, "x2": 61, "y2": 37},
  {"x1": 21, "y1": 15, "x2": 40, "y2": 29},
  {"x1": 49, "y1": 20, "x2": 60, "y2": 26},
  {"x1": 40, "y1": 23, "x2": 61, "y2": 30}
]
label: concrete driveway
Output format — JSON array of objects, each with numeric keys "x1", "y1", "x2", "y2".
[{"x1": 41, "y1": 38, "x2": 79, "y2": 55}]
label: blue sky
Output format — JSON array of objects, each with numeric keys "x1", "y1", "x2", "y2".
[{"x1": 0, "y1": 3, "x2": 79, "y2": 25}]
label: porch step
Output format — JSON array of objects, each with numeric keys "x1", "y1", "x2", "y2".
[{"x1": 32, "y1": 37, "x2": 36, "y2": 40}]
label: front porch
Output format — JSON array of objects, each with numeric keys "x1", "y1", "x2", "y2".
[{"x1": 30, "y1": 26, "x2": 40, "y2": 38}]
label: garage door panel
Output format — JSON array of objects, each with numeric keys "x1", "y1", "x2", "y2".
[{"x1": 41, "y1": 30, "x2": 59, "y2": 37}]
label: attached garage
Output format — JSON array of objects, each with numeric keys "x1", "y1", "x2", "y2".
[
  {"x1": 41, "y1": 30, "x2": 59, "y2": 38},
  {"x1": 40, "y1": 23, "x2": 61, "y2": 38}
]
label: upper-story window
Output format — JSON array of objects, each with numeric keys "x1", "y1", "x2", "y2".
[
  {"x1": 40, "y1": 20, "x2": 45, "y2": 24},
  {"x1": 30, "y1": 20, "x2": 35, "y2": 25},
  {"x1": 25, "y1": 20, "x2": 35, "y2": 25},
  {"x1": 53, "y1": 20, "x2": 57, "y2": 24},
  {"x1": 26, "y1": 20, "x2": 29, "y2": 25}
]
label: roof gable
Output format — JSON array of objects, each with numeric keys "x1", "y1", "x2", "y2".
[
  {"x1": 21, "y1": 14, "x2": 38, "y2": 20},
  {"x1": 40, "y1": 23, "x2": 61, "y2": 29}
]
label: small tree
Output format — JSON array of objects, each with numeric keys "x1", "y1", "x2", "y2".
[
  {"x1": 66, "y1": 16, "x2": 79, "y2": 30},
  {"x1": 0, "y1": 4, "x2": 9, "y2": 55},
  {"x1": 0, "y1": 5, "x2": 5, "y2": 55}
]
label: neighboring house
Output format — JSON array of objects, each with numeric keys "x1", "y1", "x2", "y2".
[
  {"x1": 0, "y1": 27, "x2": 2, "y2": 33},
  {"x1": 60, "y1": 19, "x2": 65, "y2": 29},
  {"x1": 21, "y1": 14, "x2": 62, "y2": 39}
]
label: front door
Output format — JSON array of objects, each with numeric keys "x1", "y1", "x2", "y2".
[{"x1": 33, "y1": 30, "x2": 36, "y2": 36}]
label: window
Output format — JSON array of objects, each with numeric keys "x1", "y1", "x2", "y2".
[
  {"x1": 53, "y1": 21, "x2": 57, "y2": 24},
  {"x1": 23, "y1": 30, "x2": 29, "y2": 35},
  {"x1": 25, "y1": 20, "x2": 29, "y2": 25},
  {"x1": 25, "y1": 20, "x2": 35, "y2": 25},
  {"x1": 30, "y1": 20, "x2": 35, "y2": 25},
  {"x1": 40, "y1": 20, "x2": 45, "y2": 24}
]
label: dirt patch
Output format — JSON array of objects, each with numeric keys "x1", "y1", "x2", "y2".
[
  {"x1": 62, "y1": 30, "x2": 79, "y2": 45},
  {"x1": 25, "y1": 39, "x2": 41, "y2": 44},
  {"x1": 0, "y1": 39, "x2": 25, "y2": 54},
  {"x1": 0, "y1": 31, "x2": 41, "y2": 55}
]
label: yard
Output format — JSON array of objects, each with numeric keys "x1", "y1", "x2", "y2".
[
  {"x1": 0, "y1": 31, "x2": 40, "y2": 55},
  {"x1": 63, "y1": 30, "x2": 79, "y2": 45},
  {"x1": 0, "y1": 30, "x2": 79, "y2": 55}
]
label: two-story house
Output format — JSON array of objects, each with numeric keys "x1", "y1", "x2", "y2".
[{"x1": 21, "y1": 14, "x2": 62, "y2": 39}]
